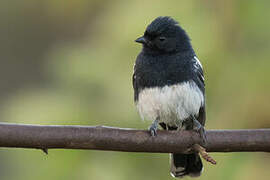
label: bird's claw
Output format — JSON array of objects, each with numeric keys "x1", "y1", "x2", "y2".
[
  {"x1": 149, "y1": 119, "x2": 159, "y2": 137},
  {"x1": 149, "y1": 126, "x2": 157, "y2": 136},
  {"x1": 192, "y1": 115, "x2": 207, "y2": 146},
  {"x1": 198, "y1": 126, "x2": 207, "y2": 146}
]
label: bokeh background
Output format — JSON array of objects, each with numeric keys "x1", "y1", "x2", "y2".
[{"x1": 1, "y1": 0, "x2": 270, "y2": 179}]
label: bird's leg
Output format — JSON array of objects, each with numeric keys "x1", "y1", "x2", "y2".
[
  {"x1": 191, "y1": 115, "x2": 207, "y2": 145},
  {"x1": 149, "y1": 117, "x2": 159, "y2": 136}
]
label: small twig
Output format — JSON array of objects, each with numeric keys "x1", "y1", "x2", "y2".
[{"x1": 193, "y1": 144, "x2": 217, "y2": 165}]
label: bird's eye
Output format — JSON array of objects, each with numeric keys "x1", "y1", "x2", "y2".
[{"x1": 159, "y1": 37, "x2": 166, "y2": 42}]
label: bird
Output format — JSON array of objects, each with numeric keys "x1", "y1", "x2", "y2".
[{"x1": 133, "y1": 16, "x2": 206, "y2": 178}]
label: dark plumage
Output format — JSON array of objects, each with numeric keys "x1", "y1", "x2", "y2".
[{"x1": 133, "y1": 16, "x2": 206, "y2": 178}]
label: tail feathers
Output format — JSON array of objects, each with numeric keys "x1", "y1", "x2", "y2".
[{"x1": 170, "y1": 153, "x2": 203, "y2": 178}]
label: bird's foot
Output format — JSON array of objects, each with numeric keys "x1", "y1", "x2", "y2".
[
  {"x1": 192, "y1": 116, "x2": 207, "y2": 146},
  {"x1": 199, "y1": 127, "x2": 207, "y2": 145},
  {"x1": 149, "y1": 119, "x2": 159, "y2": 136}
]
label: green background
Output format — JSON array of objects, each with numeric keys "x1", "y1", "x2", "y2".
[{"x1": 0, "y1": 0, "x2": 270, "y2": 179}]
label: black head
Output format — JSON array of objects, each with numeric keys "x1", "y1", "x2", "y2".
[{"x1": 135, "y1": 16, "x2": 193, "y2": 54}]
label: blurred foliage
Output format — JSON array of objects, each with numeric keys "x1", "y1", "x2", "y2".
[{"x1": 0, "y1": 0, "x2": 270, "y2": 179}]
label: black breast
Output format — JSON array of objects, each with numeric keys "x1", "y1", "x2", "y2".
[{"x1": 133, "y1": 51, "x2": 196, "y2": 101}]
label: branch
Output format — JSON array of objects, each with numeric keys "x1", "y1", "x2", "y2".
[{"x1": 0, "y1": 123, "x2": 269, "y2": 153}]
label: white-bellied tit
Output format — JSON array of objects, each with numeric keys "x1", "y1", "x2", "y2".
[{"x1": 133, "y1": 16, "x2": 206, "y2": 178}]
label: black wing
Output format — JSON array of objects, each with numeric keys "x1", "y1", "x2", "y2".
[
  {"x1": 192, "y1": 57, "x2": 206, "y2": 126},
  {"x1": 132, "y1": 63, "x2": 139, "y2": 102}
]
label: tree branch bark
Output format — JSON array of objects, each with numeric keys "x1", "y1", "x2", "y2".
[{"x1": 0, "y1": 123, "x2": 269, "y2": 153}]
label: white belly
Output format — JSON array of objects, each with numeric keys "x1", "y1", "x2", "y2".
[{"x1": 136, "y1": 80, "x2": 204, "y2": 127}]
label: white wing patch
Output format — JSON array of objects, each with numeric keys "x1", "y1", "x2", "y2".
[{"x1": 194, "y1": 56, "x2": 203, "y2": 70}]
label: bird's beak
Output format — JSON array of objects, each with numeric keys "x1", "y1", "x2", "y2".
[{"x1": 135, "y1": 36, "x2": 146, "y2": 44}]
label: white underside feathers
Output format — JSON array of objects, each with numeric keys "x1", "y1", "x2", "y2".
[{"x1": 136, "y1": 80, "x2": 204, "y2": 127}]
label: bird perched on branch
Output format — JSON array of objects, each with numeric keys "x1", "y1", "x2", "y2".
[{"x1": 133, "y1": 16, "x2": 206, "y2": 178}]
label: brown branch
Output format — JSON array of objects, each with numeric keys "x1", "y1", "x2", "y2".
[{"x1": 0, "y1": 123, "x2": 269, "y2": 153}]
